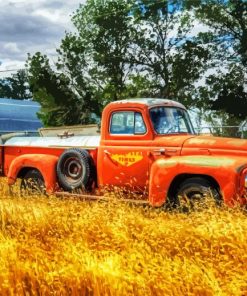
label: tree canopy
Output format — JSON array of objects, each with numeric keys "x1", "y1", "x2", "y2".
[
  {"x1": 189, "y1": 0, "x2": 247, "y2": 119},
  {"x1": 0, "y1": 69, "x2": 31, "y2": 100},
  {"x1": 26, "y1": 0, "x2": 247, "y2": 127}
]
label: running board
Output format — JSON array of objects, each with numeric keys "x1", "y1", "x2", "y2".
[{"x1": 54, "y1": 192, "x2": 150, "y2": 205}]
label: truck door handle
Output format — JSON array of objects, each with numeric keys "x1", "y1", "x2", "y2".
[
  {"x1": 152, "y1": 148, "x2": 166, "y2": 156},
  {"x1": 104, "y1": 149, "x2": 111, "y2": 155}
]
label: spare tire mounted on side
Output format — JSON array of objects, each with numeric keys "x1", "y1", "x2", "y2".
[{"x1": 56, "y1": 148, "x2": 95, "y2": 191}]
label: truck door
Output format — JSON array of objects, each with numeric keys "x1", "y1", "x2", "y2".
[{"x1": 98, "y1": 110, "x2": 151, "y2": 195}]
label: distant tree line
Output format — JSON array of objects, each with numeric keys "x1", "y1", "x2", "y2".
[
  {"x1": 1, "y1": 0, "x2": 246, "y2": 128},
  {"x1": 0, "y1": 69, "x2": 31, "y2": 100}
]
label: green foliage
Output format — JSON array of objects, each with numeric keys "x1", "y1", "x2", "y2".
[
  {"x1": 189, "y1": 0, "x2": 247, "y2": 118},
  {"x1": 71, "y1": 0, "x2": 135, "y2": 102},
  {"x1": 129, "y1": 0, "x2": 211, "y2": 105},
  {"x1": 26, "y1": 0, "x2": 247, "y2": 127},
  {"x1": 27, "y1": 53, "x2": 100, "y2": 126},
  {"x1": 27, "y1": 0, "x2": 211, "y2": 126},
  {"x1": 0, "y1": 69, "x2": 31, "y2": 100},
  {"x1": 195, "y1": 0, "x2": 247, "y2": 66}
]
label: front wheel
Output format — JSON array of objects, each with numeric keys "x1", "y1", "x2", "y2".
[
  {"x1": 173, "y1": 177, "x2": 221, "y2": 212},
  {"x1": 20, "y1": 169, "x2": 46, "y2": 196}
]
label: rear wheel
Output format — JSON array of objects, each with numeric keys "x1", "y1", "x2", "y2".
[
  {"x1": 20, "y1": 169, "x2": 45, "y2": 196},
  {"x1": 173, "y1": 177, "x2": 221, "y2": 212}
]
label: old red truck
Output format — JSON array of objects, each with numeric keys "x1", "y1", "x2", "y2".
[{"x1": 0, "y1": 98, "x2": 247, "y2": 208}]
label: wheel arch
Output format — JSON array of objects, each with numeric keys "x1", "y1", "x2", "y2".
[
  {"x1": 7, "y1": 154, "x2": 59, "y2": 193},
  {"x1": 167, "y1": 173, "x2": 221, "y2": 199},
  {"x1": 149, "y1": 156, "x2": 242, "y2": 207},
  {"x1": 17, "y1": 166, "x2": 41, "y2": 179}
]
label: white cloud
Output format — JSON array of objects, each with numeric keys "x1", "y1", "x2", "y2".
[
  {"x1": 0, "y1": 0, "x2": 84, "y2": 76},
  {"x1": 0, "y1": 60, "x2": 25, "y2": 78},
  {"x1": 3, "y1": 43, "x2": 21, "y2": 54}
]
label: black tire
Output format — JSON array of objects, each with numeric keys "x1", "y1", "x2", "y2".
[
  {"x1": 56, "y1": 148, "x2": 95, "y2": 192},
  {"x1": 20, "y1": 169, "x2": 45, "y2": 196},
  {"x1": 173, "y1": 177, "x2": 221, "y2": 212}
]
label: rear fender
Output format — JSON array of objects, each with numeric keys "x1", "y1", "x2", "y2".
[
  {"x1": 149, "y1": 156, "x2": 245, "y2": 207},
  {"x1": 7, "y1": 154, "x2": 59, "y2": 193}
]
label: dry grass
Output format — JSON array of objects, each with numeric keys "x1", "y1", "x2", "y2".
[{"x1": 0, "y1": 180, "x2": 246, "y2": 295}]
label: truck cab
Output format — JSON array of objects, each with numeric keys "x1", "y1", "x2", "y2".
[{"x1": 97, "y1": 99, "x2": 194, "y2": 194}]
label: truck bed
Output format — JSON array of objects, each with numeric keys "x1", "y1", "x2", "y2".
[
  {"x1": 39, "y1": 124, "x2": 100, "y2": 137},
  {"x1": 4, "y1": 135, "x2": 100, "y2": 149}
]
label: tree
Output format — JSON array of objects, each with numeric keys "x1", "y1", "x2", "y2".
[
  {"x1": 27, "y1": 52, "x2": 101, "y2": 126},
  {"x1": 128, "y1": 0, "x2": 212, "y2": 106},
  {"x1": 0, "y1": 69, "x2": 32, "y2": 100},
  {"x1": 26, "y1": 0, "x2": 220, "y2": 126},
  {"x1": 63, "y1": 0, "x2": 135, "y2": 103},
  {"x1": 58, "y1": 0, "x2": 213, "y2": 104},
  {"x1": 27, "y1": 0, "x2": 135, "y2": 126},
  {"x1": 189, "y1": 0, "x2": 247, "y2": 119}
]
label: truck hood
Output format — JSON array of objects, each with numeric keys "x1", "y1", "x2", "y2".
[{"x1": 182, "y1": 135, "x2": 247, "y2": 156}]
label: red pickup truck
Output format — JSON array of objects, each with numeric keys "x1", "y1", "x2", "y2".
[{"x1": 1, "y1": 98, "x2": 247, "y2": 209}]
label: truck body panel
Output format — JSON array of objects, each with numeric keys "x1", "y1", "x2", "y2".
[
  {"x1": 7, "y1": 154, "x2": 59, "y2": 193},
  {"x1": 1, "y1": 98, "x2": 247, "y2": 208},
  {"x1": 0, "y1": 144, "x2": 3, "y2": 176},
  {"x1": 149, "y1": 155, "x2": 247, "y2": 207}
]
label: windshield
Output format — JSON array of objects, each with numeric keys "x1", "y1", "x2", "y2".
[{"x1": 150, "y1": 107, "x2": 194, "y2": 135}]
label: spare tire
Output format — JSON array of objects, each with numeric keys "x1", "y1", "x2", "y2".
[{"x1": 56, "y1": 148, "x2": 95, "y2": 191}]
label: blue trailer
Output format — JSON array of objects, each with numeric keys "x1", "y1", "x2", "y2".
[{"x1": 0, "y1": 98, "x2": 42, "y2": 135}]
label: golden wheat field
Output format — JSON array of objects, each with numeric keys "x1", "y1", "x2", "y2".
[{"x1": 0, "y1": 179, "x2": 246, "y2": 296}]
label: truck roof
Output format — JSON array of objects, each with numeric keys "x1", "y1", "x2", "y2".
[{"x1": 109, "y1": 98, "x2": 186, "y2": 109}]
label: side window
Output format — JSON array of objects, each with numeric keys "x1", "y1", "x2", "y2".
[
  {"x1": 110, "y1": 111, "x2": 146, "y2": 135},
  {"x1": 134, "y1": 112, "x2": 146, "y2": 134}
]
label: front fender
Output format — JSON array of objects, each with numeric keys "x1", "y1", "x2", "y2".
[
  {"x1": 149, "y1": 155, "x2": 247, "y2": 207},
  {"x1": 7, "y1": 154, "x2": 59, "y2": 193}
]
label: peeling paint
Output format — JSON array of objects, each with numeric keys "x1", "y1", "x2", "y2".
[
  {"x1": 187, "y1": 138, "x2": 216, "y2": 145},
  {"x1": 227, "y1": 140, "x2": 247, "y2": 147},
  {"x1": 157, "y1": 156, "x2": 235, "y2": 168},
  {"x1": 156, "y1": 159, "x2": 177, "y2": 168},
  {"x1": 182, "y1": 156, "x2": 235, "y2": 167}
]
